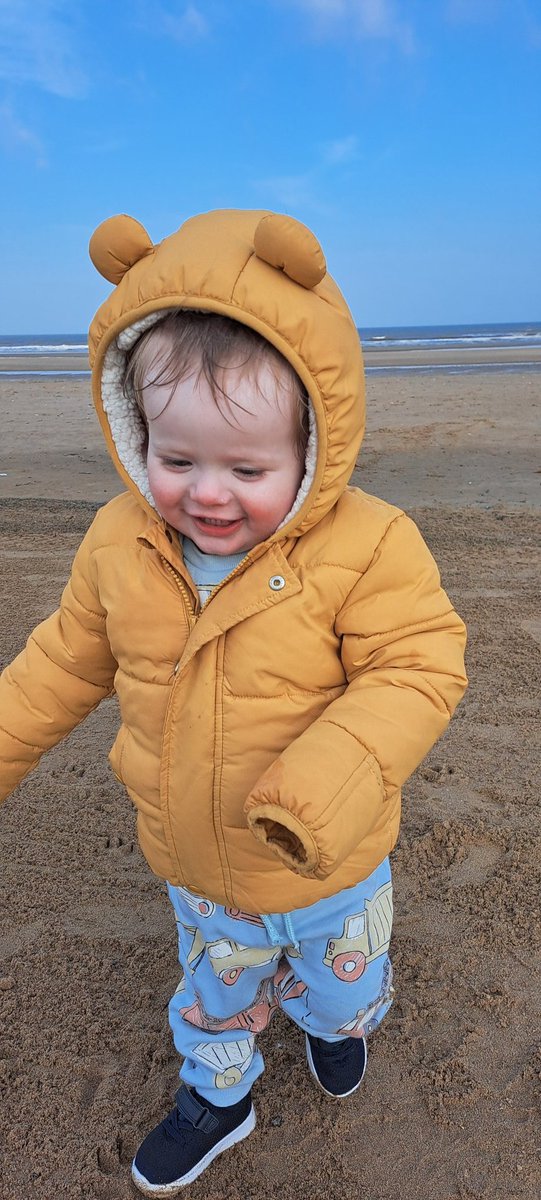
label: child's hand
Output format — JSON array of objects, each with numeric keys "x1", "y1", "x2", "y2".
[
  {"x1": 251, "y1": 816, "x2": 307, "y2": 873},
  {"x1": 244, "y1": 743, "x2": 384, "y2": 881}
]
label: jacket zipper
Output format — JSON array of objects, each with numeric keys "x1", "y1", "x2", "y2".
[
  {"x1": 158, "y1": 545, "x2": 268, "y2": 891},
  {"x1": 160, "y1": 556, "x2": 198, "y2": 632},
  {"x1": 159, "y1": 555, "x2": 197, "y2": 885},
  {"x1": 199, "y1": 552, "x2": 254, "y2": 611}
]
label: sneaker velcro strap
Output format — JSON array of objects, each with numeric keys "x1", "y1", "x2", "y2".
[{"x1": 175, "y1": 1086, "x2": 219, "y2": 1133}]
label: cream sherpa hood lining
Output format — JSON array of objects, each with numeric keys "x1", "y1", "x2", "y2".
[{"x1": 101, "y1": 309, "x2": 318, "y2": 534}]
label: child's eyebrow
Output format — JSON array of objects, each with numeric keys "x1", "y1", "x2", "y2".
[{"x1": 155, "y1": 441, "x2": 281, "y2": 465}]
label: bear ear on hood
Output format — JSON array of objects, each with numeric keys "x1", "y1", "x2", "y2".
[
  {"x1": 253, "y1": 213, "x2": 326, "y2": 289},
  {"x1": 89, "y1": 215, "x2": 154, "y2": 284}
]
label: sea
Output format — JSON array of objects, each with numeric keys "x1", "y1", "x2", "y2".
[
  {"x1": 362, "y1": 322, "x2": 541, "y2": 373},
  {"x1": 1, "y1": 322, "x2": 540, "y2": 375}
]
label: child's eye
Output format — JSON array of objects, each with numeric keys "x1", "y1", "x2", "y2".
[
  {"x1": 235, "y1": 467, "x2": 264, "y2": 478},
  {"x1": 164, "y1": 458, "x2": 191, "y2": 469}
]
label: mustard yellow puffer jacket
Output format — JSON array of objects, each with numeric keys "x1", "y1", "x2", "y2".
[{"x1": 0, "y1": 209, "x2": 467, "y2": 913}]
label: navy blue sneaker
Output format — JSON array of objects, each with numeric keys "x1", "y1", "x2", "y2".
[
  {"x1": 305, "y1": 1033, "x2": 367, "y2": 1098},
  {"x1": 131, "y1": 1085, "x2": 255, "y2": 1196}
]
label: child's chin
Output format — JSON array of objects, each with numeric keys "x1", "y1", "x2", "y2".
[{"x1": 191, "y1": 534, "x2": 241, "y2": 555}]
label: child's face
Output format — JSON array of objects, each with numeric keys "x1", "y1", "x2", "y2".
[{"x1": 144, "y1": 354, "x2": 305, "y2": 555}]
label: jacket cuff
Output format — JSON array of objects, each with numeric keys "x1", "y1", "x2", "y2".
[{"x1": 246, "y1": 804, "x2": 320, "y2": 877}]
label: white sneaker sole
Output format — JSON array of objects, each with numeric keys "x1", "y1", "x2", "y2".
[
  {"x1": 131, "y1": 1107, "x2": 256, "y2": 1196},
  {"x1": 305, "y1": 1034, "x2": 367, "y2": 1098}
]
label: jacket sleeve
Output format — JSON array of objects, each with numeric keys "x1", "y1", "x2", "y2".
[
  {"x1": 245, "y1": 513, "x2": 467, "y2": 880},
  {"x1": 0, "y1": 521, "x2": 117, "y2": 802}
]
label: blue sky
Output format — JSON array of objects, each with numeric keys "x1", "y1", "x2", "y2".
[{"x1": 1, "y1": 0, "x2": 540, "y2": 330}]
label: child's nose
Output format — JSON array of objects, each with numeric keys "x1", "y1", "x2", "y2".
[{"x1": 189, "y1": 470, "x2": 230, "y2": 505}]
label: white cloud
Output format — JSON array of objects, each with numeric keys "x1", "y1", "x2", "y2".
[
  {"x1": 0, "y1": 100, "x2": 47, "y2": 165},
  {"x1": 445, "y1": 0, "x2": 541, "y2": 44},
  {"x1": 445, "y1": 0, "x2": 502, "y2": 22},
  {"x1": 0, "y1": 0, "x2": 86, "y2": 97},
  {"x1": 140, "y1": 2, "x2": 209, "y2": 43},
  {"x1": 322, "y1": 135, "x2": 360, "y2": 165},
  {"x1": 254, "y1": 171, "x2": 320, "y2": 210},
  {"x1": 283, "y1": 0, "x2": 415, "y2": 51},
  {"x1": 254, "y1": 134, "x2": 361, "y2": 211}
]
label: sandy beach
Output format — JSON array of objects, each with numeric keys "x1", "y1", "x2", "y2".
[{"x1": 1, "y1": 359, "x2": 540, "y2": 1199}]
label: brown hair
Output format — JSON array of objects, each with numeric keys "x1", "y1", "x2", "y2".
[{"x1": 123, "y1": 310, "x2": 310, "y2": 459}]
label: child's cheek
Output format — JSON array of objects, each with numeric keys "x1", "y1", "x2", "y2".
[
  {"x1": 147, "y1": 463, "x2": 176, "y2": 510},
  {"x1": 244, "y1": 490, "x2": 276, "y2": 523},
  {"x1": 158, "y1": 476, "x2": 183, "y2": 506},
  {"x1": 246, "y1": 489, "x2": 292, "y2": 536}
]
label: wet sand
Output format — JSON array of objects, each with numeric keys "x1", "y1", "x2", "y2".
[
  {"x1": 2, "y1": 345, "x2": 541, "y2": 375},
  {"x1": 0, "y1": 364, "x2": 540, "y2": 1199}
]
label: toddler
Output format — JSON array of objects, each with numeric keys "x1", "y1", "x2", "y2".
[{"x1": 0, "y1": 209, "x2": 467, "y2": 1196}]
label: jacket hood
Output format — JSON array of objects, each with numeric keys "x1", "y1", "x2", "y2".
[{"x1": 88, "y1": 209, "x2": 365, "y2": 540}]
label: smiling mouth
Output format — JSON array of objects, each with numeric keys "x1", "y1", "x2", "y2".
[{"x1": 193, "y1": 517, "x2": 241, "y2": 527}]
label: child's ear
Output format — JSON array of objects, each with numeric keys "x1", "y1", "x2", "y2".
[
  {"x1": 254, "y1": 214, "x2": 326, "y2": 289},
  {"x1": 89, "y1": 214, "x2": 154, "y2": 284}
]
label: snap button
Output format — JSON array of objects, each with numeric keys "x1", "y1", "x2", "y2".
[{"x1": 269, "y1": 575, "x2": 285, "y2": 591}]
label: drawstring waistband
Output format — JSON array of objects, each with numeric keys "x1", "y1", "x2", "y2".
[
  {"x1": 284, "y1": 912, "x2": 299, "y2": 951},
  {"x1": 261, "y1": 913, "x2": 281, "y2": 944},
  {"x1": 261, "y1": 911, "x2": 300, "y2": 953}
]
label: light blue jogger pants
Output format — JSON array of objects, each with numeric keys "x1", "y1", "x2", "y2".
[{"x1": 167, "y1": 857, "x2": 394, "y2": 1106}]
